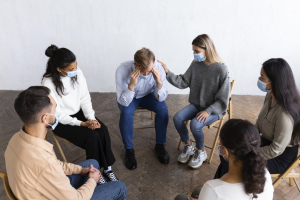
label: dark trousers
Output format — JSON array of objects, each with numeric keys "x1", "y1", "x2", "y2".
[
  {"x1": 53, "y1": 110, "x2": 115, "y2": 170},
  {"x1": 214, "y1": 136, "x2": 298, "y2": 179}
]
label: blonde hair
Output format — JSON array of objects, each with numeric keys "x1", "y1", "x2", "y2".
[
  {"x1": 192, "y1": 34, "x2": 225, "y2": 65},
  {"x1": 134, "y1": 48, "x2": 155, "y2": 68}
]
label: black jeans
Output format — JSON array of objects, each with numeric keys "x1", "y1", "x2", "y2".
[
  {"x1": 214, "y1": 136, "x2": 298, "y2": 179},
  {"x1": 53, "y1": 110, "x2": 115, "y2": 169}
]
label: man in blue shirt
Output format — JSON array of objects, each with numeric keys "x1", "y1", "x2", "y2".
[{"x1": 115, "y1": 48, "x2": 169, "y2": 170}]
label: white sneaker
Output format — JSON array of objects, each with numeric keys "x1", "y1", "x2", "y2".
[
  {"x1": 188, "y1": 148, "x2": 207, "y2": 169},
  {"x1": 177, "y1": 141, "x2": 195, "y2": 164}
]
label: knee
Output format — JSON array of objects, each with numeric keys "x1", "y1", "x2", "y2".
[
  {"x1": 87, "y1": 159, "x2": 100, "y2": 169},
  {"x1": 190, "y1": 118, "x2": 205, "y2": 131},
  {"x1": 118, "y1": 181, "x2": 127, "y2": 193},
  {"x1": 112, "y1": 181, "x2": 127, "y2": 195},
  {"x1": 191, "y1": 188, "x2": 201, "y2": 198},
  {"x1": 155, "y1": 102, "x2": 168, "y2": 115},
  {"x1": 90, "y1": 131, "x2": 100, "y2": 139},
  {"x1": 120, "y1": 108, "x2": 135, "y2": 118},
  {"x1": 173, "y1": 112, "x2": 184, "y2": 125},
  {"x1": 174, "y1": 194, "x2": 188, "y2": 200}
]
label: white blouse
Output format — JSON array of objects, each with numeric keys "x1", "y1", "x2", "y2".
[
  {"x1": 198, "y1": 169, "x2": 274, "y2": 200},
  {"x1": 42, "y1": 68, "x2": 96, "y2": 126}
]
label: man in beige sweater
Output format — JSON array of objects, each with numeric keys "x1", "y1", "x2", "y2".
[{"x1": 4, "y1": 86, "x2": 127, "y2": 200}]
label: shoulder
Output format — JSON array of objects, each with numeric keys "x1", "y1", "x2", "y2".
[
  {"x1": 42, "y1": 76, "x2": 54, "y2": 88},
  {"x1": 212, "y1": 62, "x2": 228, "y2": 75},
  {"x1": 154, "y1": 60, "x2": 165, "y2": 72},
  {"x1": 276, "y1": 107, "x2": 294, "y2": 125},
  {"x1": 117, "y1": 60, "x2": 134, "y2": 72},
  {"x1": 76, "y1": 67, "x2": 85, "y2": 81},
  {"x1": 204, "y1": 179, "x2": 226, "y2": 188}
]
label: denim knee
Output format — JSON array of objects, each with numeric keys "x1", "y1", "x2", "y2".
[
  {"x1": 173, "y1": 112, "x2": 184, "y2": 126},
  {"x1": 87, "y1": 159, "x2": 100, "y2": 169},
  {"x1": 190, "y1": 118, "x2": 206, "y2": 131},
  {"x1": 114, "y1": 181, "x2": 127, "y2": 198},
  {"x1": 155, "y1": 102, "x2": 168, "y2": 115}
]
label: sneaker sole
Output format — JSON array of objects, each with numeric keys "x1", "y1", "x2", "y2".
[
  {"x1": 177, "y1": 153, "x2": 194, "y2": 164},
  {"x1": 188, "y1": 158, "x2": 208, "y2": 169}
]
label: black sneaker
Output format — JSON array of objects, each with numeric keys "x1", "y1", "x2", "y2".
[
  {"x1": 155, "y1": 144, "x2": 169, "y2": 164},
  {"x1": 103, "y1": 170, "x2": 119, "y2": 182},
  {"x1": 125, "y1": 149, "x2": 137, "y2": 170},
  {"x1": 98, "y1": 176, "x2": 107, "y2": 185}
]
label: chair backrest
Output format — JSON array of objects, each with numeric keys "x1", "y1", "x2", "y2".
[{"x1": 0, "y1": 171, "x2": 17, "y2": 200}]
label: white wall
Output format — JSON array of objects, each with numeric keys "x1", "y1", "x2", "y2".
[{"x1": 1, "y1": 0, "x2": 300, "y2": 95}]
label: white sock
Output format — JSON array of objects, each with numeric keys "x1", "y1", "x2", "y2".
[{"x1": 104, "y1": 166, "x2": 112, "y2": 173}]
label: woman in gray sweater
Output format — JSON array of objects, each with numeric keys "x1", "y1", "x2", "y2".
[{"x1": 159, "y1": 34, "x2": 230, "y2": 169}]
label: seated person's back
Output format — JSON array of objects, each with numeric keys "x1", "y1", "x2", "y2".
[{"x1": 199, "y1": 169, "x2": 273, "y2": 200}]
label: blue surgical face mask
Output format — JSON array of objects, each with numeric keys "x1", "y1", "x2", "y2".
[
  {"x1": 139, "y1": 74, "x2": 150, "y2": 80},
  {"x1": 194, "y1": 53, "x2": 206, "y2": 62},
  {"x1": 218, "y1": 145, "x2": 228, "y2": 161},
  {"x1": 62, "y1": 67, "x2": 78, "y2": 78},
  {"x1": 257, "y1": 79, "x2": 271, "y2": 92},
  {"x1": 45, "y1": 110, "x2": 59, "y2": 130}
]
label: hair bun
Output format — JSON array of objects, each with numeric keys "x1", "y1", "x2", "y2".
[{"x1": 45, "y1": 44, "x2": 59, "y2": 57}]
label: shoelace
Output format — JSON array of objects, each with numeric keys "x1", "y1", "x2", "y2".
[
  {"x1": 106, "y1": 172, "x2": 118, "y2": 181},
  {"x1": 182, "y1": 145, "x2": 189, "y2": 154},
  {"x1": 192, "y1": 150, "x2": 200, "y2": 160},
  {"x1": 98, "y1": 176, "x2": 106, "y2": 184}
]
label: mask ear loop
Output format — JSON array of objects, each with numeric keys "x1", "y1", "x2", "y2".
[
  {"x1": 60, "y1": 68, "x2": 68, "y2": 77},
  {"x1": 44, "y1": 113, "x2": 54, "y2": 126}
]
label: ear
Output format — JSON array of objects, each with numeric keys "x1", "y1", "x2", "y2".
[
  {"x1": 133, "y1": 63, "x2": 136, "y2": 68},
  {"x1": 41, "y1": 113, "x2": 47, "y2": 124},
  {"x1": 56, "y1": 67, "x2": 62, "y2": 73},
  {"x1": 223, "y1": 148, "x2": 230, "y2": 160}
]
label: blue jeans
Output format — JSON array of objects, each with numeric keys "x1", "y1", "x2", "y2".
[
  {"x1": 67, "y1": 159, "x2": 127, "y2": 200},
  {"x1": 173, "y1": 104, "x2": 219, "y2": 149},
  {"x1": 118, "y1": 92, "x2": 169, "y2": 149}
]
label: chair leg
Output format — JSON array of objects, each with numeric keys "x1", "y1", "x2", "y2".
[
  {"x1": 51, "y1": 132, "x2": 68, "y2": 162},
  {"x1": 178, "y1": 139, "x2": 182, "y2": 150},
  {"x1": 290, "y1": 177, "x2": 294, "y2": 186},
  {"x1": 294, "y1": 178, "x2": 300, "y2": 192},
  {"x1": 208, "y1": 118, "x2": 224, "y2": 164},
  {"x1": 229, "y1": 100, "x2": 232, "y2": 120}
]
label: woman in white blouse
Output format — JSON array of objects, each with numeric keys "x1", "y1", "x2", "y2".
[
  {"x1": 174, "y1": 119, "x2": 274, "y2": 200},
  {"x1": 42, "y1": 45, "x2": 118, "y2": 184}
]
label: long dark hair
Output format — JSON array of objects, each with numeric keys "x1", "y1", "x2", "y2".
[
  {"x1": 42, "y1": 44, "x2": 77, "y2": 97},
  {"x1": 263, "y1": 58, "x2": 300, "y2": 144},
  {"x1": 220, "y1": 119, "x2": 267, "y2": 199}
]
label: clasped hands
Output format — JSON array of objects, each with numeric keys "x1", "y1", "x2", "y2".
[
  {"x1": 81, "y1": 164, "x2": 101, "y2": 183},
  {"x1": 81, "y1": 119, "x2": 101, "y2": 130}
]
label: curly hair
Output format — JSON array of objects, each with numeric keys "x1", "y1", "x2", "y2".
[{"x1": 220, "y1": 119, "x2": 267, "y2": 199}]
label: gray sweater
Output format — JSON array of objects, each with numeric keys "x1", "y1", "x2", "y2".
[{"x1": 166, "y1": 61, "x2": 230, "y2": 119}]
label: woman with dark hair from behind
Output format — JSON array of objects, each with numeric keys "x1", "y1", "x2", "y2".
[
  {"x1": 215, "y1": 58, "x2": 300, "y2": 179},
  {"x1": 174, "y1": 119, "x2": 273, "y2": 200},
  {"x1": 42, "y1": 44, "x2": 118, "y2": 185}
]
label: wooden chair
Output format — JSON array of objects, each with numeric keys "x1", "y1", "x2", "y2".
[
  {"x1": 47, "y1": 129, "x2": 85, "y2": 163},
  {"x1": 177, "y1": 80, "x2": 235, "y2": 164},
  {"x1": 271, "y1": 149, "x2": 300, "y2": 192},
  {"x1": 134, "y1": 107, "x2": 155, "y2": 129},
  {"x1": 0, "y1": 171, "x2": 17, "y2": 200}
]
